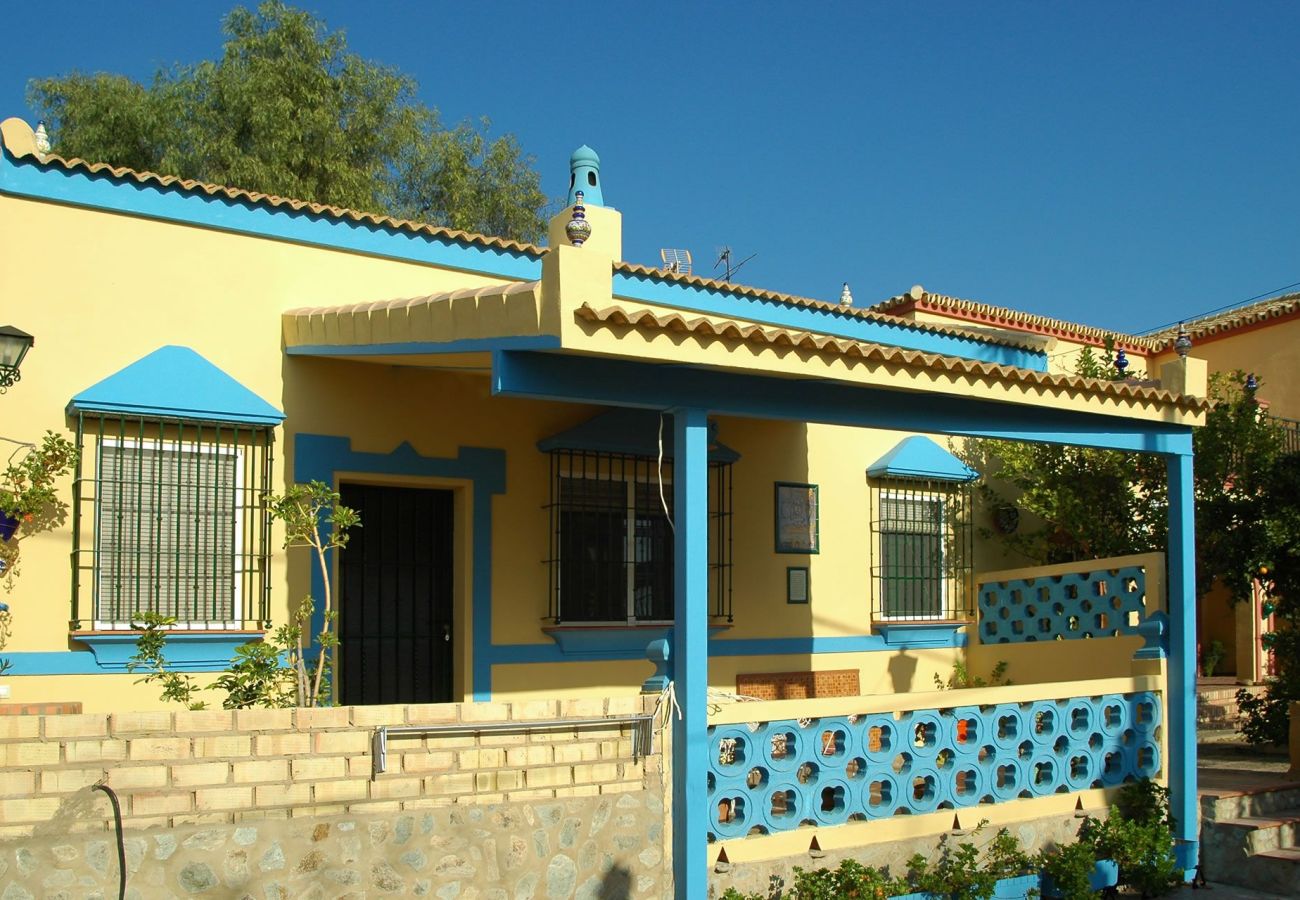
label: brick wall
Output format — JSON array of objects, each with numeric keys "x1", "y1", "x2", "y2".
[{"x1": 0, "y1": 696, "x2": 658, "y2": 839}]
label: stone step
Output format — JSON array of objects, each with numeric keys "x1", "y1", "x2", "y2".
[
  {"x1": 1224, "y1": 848, "x2": 1300, "y2": 897},
  {"x1": 1203, "y1": 785, "x2": 1300, "y2": 821},
  {"x1": 1207, "y1": 811, "x2": 1300, "y2": 855}
]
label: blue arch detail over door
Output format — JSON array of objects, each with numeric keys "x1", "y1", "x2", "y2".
[{"x1": 293, "y1": 434, "x2": 506, "y2": 700}]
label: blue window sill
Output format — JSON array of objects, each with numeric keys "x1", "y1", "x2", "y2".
[
  {"x1": 543, "y1": 624, "x2": 731, "y2": 659},
  {"x1": 873, "y1": 621, "x2": 968, "y2": 649},
  {"x1": 73, "y1": 630, "x2": 264, "y2": 671}
]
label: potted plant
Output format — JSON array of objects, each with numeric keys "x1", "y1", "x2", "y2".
[
  {"x1": 905, "y1": 839, "x2": 997, "y2": 900},
  {"x1": 1039, "y1": 839, "x2": 1112, "y2": 899},
  {"x1": 0, "y1": 431, "x2": 77, "y2": 542},
  {"x1": 984, "y1": 828, "x2": 1041, "y2": 899}
]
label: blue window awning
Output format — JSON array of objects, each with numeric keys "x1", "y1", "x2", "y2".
[
  {"x1": 67, "y1": 346, "x2": 285, "y2": 426},
  {"x1": 867, "y1": 436, "x2": 978, "y2": 482}
]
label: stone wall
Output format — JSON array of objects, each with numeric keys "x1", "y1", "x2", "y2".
[{"x1": 0, "y1": 697, "x2": 669, "y2": 897}]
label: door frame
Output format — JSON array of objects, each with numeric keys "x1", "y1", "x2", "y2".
[{"x1": 332, "y1": 471, "x2": 471, "y2": 704}]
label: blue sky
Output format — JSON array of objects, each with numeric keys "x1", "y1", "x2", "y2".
[{"x1": 3, "y1": 2, "x2": 1297, "y2": 333}]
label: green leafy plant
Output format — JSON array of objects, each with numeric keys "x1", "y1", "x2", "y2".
[
  {"x1": 211, "y1": 636, "x2": 294, "y2": 709},
  {"x1": 1112, "y1": 779, "x2": 1183, "y2": 896},
  {"x1": 1200, "y1": 639, "x2": 1226, "y2": 678},
  {"x1": 126, "y1": 612, "x2": 206, "y2": 710},
  {"x1": 1038, "y1": 840, "x2": 1097, "y2": 899},
  {"x1": 983, "y1": 827, "x2": 1036, "y2": 881},
  {"x1": 934, "y1": 658, "x2": 1010, "y2": 691},
  {"x1": 267, "y1": 481, "x2": 359, "y2": 707},
  {"x1": 789, "y1": 858, "x2": 908, "y2": 899},
  {"x1": 0, "y1": 431, "x2": 79, "y2": 587},
  {"x1": 906, "y1": 833, "x2": 998, "y2": 900}
]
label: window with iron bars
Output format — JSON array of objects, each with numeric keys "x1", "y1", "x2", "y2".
[
  {"x1": 869, "y1": 479, "x2": 973, "y2": 621},
  {"x1": 544, "y1": 450, "x2": 733, "y2": 624},
  {"x1": 70, "y1": 413, "x2": 273, "y2": 631}
]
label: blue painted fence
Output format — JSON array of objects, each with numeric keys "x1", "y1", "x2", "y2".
[
  {"x1": 977, "y1": 563, "x2": 1149, "y2": 644},
  {"x1": 706, "y1": 690, "x2": 1162, "y2": 840}
]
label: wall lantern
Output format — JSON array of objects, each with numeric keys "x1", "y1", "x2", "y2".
[{"x1": 0, "y1": 326, "x2": 35, "y2": 391}]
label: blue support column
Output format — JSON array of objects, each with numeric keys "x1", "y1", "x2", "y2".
[
  {"x1": 1166, "y1": 452, "x2": 1199, "y2": 872},
  {"x1": 672, "y1": 407, "x2": 709, "y2": 899}
]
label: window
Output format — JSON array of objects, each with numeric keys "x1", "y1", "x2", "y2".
[
  {"x1": 72, "y1": 414, "x2": 273, "y2": 630},
  {"x1": 870, "y1": 480, "x2": 973, "y2": 621},
  {"x1": 545, "y1": 450, "x2": 733, "y2": 624}
]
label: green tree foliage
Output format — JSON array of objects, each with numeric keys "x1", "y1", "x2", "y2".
[
  {"x1": 28, "y1": 1, "x2": 549, "y2": 243},
  {"x1": 965, "y1": 369, "x2": 1286, "y2": 603}
]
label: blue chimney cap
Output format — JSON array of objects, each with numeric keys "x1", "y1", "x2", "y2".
[
  {"x1": 571, "y1": 145, "x2": 600, "y2": 168},
  {"x1": 568, "y1": 145, "x2": 603, "y2": 206}
]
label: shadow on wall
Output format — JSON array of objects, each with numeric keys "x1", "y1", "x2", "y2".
[
  {"x1": 888, "y1": 650, "x2": 919, "y2": 694},
  {"x1": 598, "y1": 864, "x2": 632, "y2": 898}
]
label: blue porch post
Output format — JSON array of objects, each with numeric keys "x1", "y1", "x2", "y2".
[
  {"x1": 672, "y1": 407, "x2": 709, "y2": 899},
  {"x1": 1166, "y1": 452, "x2": 1199, "y2": 870}
]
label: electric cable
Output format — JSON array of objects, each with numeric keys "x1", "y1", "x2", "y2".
[{"x1": 93, "y1": 781, "x2": 126, "y2": 900}]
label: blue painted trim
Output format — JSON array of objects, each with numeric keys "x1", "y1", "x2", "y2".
[
  {"x1": 1166, "y1": 454, "x2": 1198, "y2": 859},
  {"x1": 0, "y1": 147, "x2": 543, "y2": 282},
  {"x1": 542, "y1": 625, "x2": 730, "y2": 657},
  {"x1": 613, "y1": 272, "x2": 1047, "y2": 371},
  {"x1": 537, "y1": 408, "x2": 740, "y2": 463},
  {"x1": 867, "y1": 435, "x2": 978, "y2": 482},
  {"x1": 492, "y1": 351, "x2": 1196, "y2": 456},
  {"x1": 292, "y1": 434, "x2": 506, "y2": 701},
  {"x1": 286, "y1": 336, "x2": 561, "y2": 357},
  {"x1": 76, "y1": 631, "x2": 262, "y2": 671},
  {"x1": 3, "y1": 631, "x2": 260, "y2": 675},
  {"x1": 68, "y1": 346, "x2": 285, "y2": 425},
  {"x1": 671, "y1": 407, "x2": 709, "y2": 900},
  {"x1": 874, "y1": 622, "x2": 967, "y2": 647},
  {"x1": 709, "y1": 632, "x2": 967, "y2": 655}
]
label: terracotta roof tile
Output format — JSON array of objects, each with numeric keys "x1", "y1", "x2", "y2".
[
  {"x1": 575, "y1": 302, "x2": 1207, "y2": 414},
  {"x1": 869, "y1": 289, "x2": 1161, "y2": 351},
  {"x1": 16, "y1": 151, "x2": 546, "y2": 257},
  {"x1": 613, "y1": 263, "x2": 1046, "y2": 353},
  {"x1": 1147, "y1": 292, "x2": 1300, "y2": 344}
]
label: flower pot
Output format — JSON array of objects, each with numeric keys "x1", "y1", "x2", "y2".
[
  {"x1": 1090, "y1": 858, "x2": 1119, "y2": 891},
  {"x1": 1041, "y1": 859, "x2": 1119, "y2": 898},
  {"x1": 993, "y1": 873, "x2": 1042, "y2": 898},
  {"x1": 0, "y1": 512, "x2": 18, "y2": 542},
  {"x1": 893, "y1": 893, "x2": 944, "y2": 900}
]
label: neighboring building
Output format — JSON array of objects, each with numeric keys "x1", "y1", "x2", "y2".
[
  {"x1": 0, "y1": 117, "x2": 1205, "y2": 894},
  {"x1": 878, "y1": 287, "x2": 1300, "y2": 686}
]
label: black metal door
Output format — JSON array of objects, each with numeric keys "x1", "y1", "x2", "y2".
[{"x1": 338, "y1": 484, "x2": 453, "y2": 705}]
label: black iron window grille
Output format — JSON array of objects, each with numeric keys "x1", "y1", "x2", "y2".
[
  {"x1": 544, "y1": 450, "x2": 733, "y2": 624},
  {"x1": 870, "y1": 479, "x2": 973, "y2": 621},
  {"x1": 70, "y1": 413, "x2": 273, "y2": 631}
]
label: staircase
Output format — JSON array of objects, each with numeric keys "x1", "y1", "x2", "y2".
[
  {"x1": 1198, "y1": 683, "x2": 1265, "y2": 727},
  {"x1": 1201, "y1": 784, "x2": 1300, "y2": 895}
]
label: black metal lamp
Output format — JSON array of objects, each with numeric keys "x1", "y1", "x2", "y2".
[{"x1": 0, "y1": 326, "x2": 35, "y2": 391}]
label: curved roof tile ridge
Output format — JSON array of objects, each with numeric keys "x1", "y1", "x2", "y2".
[
  {"x1": 575, "y1": 302, "x2": 1207, "y2": 414},
  {"x1": 15, "y1": 150, "x2": 547, "y2": 257},
  {"x1": 613, "y1": 262, "x2": 1045, "y2": 353},
  {"x1": 1146, "y1": 292, "x2": 1300, "y2": 344},
  {"x1": 870, "y1": 289, "x2": 1160, "y2": 351}
]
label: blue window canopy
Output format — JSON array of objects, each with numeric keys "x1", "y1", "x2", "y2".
[
  {"x1": 67, "y1": 345, "x2": 285, "y2": 426},
  {"x1": 537, "y1": 408, "x2": 739, "y2": 463},
  {"x1": 867, "y1": 436, "x2": 978, "y2": 482}
]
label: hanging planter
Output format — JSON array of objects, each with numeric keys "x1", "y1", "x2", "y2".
[{"x1": 0, "y1": 512, "x2": 18, "y2": 542}]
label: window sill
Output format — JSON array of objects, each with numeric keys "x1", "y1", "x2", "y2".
[
  {"x1": 542, "y1": 623, "x2": 732, "y2": 659},
  {"x1": 872, "y1": 620, "x2": 968, "y2": 648},
  {"x1": 72, "y1": 630, "x2": 264, "y2": 671}
]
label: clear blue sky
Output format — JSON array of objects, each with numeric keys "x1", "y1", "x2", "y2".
[{"x1": 3, "y1": 1, "x2": 1297, "y2": 334}]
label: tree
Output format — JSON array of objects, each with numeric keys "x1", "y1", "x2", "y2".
[{"x1": 27, "y1": 1, "x2": 549, "y2": 243}]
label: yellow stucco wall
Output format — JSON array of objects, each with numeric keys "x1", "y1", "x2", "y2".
[
  {"x1": 0, "y1": 154, "x2": 1169, "y2": 712},
  {"x1": 1152, "y1": 317, "x2": 1300, "y2": 421}
]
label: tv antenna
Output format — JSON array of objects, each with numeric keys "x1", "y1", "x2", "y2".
[
  {"x1": 659, "y1": 248, "x2": 693, "y2": 276},
  {"x1": 713, "y1": 246, "x2": 757, "y2": 282}
]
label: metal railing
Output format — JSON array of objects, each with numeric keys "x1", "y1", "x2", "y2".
[{"x1": 370, "y1": 713, "x2": 657, "y2": 780}]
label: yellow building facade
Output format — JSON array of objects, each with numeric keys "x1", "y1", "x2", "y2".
[{"x1": 0, "y1": 117, "x2": 1210, "y2": 890}]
